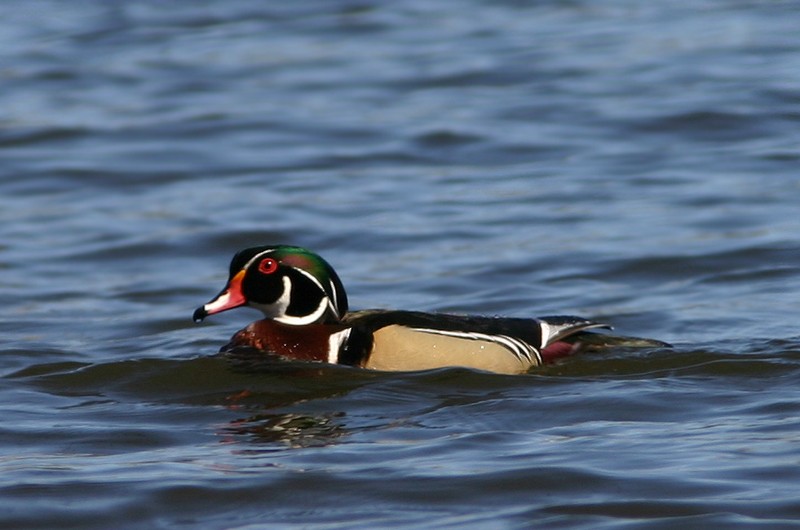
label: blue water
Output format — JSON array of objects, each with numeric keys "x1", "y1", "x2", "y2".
[{"x1": 3, "y1": 1, "x2": 800, "y2": 528}]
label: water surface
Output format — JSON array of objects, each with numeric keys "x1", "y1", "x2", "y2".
[{"x1": 2, "y1": 1, "x2": 800, "y2": 528}]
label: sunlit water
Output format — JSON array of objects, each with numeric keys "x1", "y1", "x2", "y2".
[{"x1": 3, "y1": 2, "x2": 800, "y2": 528}]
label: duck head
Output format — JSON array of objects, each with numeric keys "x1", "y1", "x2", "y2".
[{"x1": 193, "y1": 245, "x2": 348, "y2": 325}]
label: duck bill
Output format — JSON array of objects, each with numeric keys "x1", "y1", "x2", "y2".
[{"x1": 193, "y1": 270, "x2": 246, "y2": 322}]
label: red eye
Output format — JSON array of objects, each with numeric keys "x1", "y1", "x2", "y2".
[{"x1": 258, "y1": 258, "x2": 279, "y2": 275}]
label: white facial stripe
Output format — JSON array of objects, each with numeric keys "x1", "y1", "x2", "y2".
[
  {"x1": 274, "y1": 275, "x2": 292, "y2": 313},
  {"x1": 327, "y1": 328, "x2": 351, "y2": 364},
  {"x1": 243, "y1": 249, "x2": 277, "y2": 270},
  {"x1": 328, "y1": 278, "x2": 340, "y2": 317},
  {"x1": 274, "y1": 297, "x2": 328, "y2": 325},
  {"x1": 295, "y1": 267, "x2": 339, "y2": 319},
  {"x1": 273, "y1": 274, "x2": 328, "y2": 325},
  {"x1": 295, "y1": 267, "x2": 325, "y2": 291}
]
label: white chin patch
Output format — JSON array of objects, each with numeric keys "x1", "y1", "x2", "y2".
[{"x1": 249, "y1": 276, "x2": 291, "y2": 319}]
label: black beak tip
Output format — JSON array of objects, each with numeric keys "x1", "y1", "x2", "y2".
[{"x1": 193, "y1": 306, "x2": 207, "y2": 323}]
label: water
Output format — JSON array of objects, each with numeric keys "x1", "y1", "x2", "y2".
[{"x1": 2, "y1": 1, "x2": 800, "y2": 528}]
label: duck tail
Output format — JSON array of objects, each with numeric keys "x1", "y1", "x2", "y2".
[
  {"x1": 537, "y1": 316, "x2": 670, "y2": 363},
  {"x1": 538, "y1": 315, "x2": 611, "y2": 345}
]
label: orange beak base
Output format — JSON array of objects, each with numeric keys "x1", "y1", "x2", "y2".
[{"x1": 193, "y1": 270, "x2": 247, "y2": 322}]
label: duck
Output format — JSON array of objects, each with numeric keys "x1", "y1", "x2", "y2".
[{"x1": 194, "y1": 245, "x2": 666, "y2": 374}]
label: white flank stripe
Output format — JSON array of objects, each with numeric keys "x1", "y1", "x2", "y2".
[{"x1": 415, "y1": 328, "x2": 540, "y2": 364}]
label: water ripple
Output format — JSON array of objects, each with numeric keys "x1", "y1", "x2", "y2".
[{"x1": 3, "y1": 0, "x2": 800, "y2": 528}]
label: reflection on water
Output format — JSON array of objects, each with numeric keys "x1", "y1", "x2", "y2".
[
  {"x1": 3, "y1": 0, "x2": 800, "y2": 528},
  {"x1": 222, "y1": 411, "x2": 347, "y2": 450}
]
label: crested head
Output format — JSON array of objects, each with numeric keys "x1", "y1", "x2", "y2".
[{"x1": 194, "y1": 245, "x2": 348, "y2": 325}]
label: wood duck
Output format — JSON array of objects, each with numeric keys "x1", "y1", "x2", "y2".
[{"x1": 194, "y1": 245, "x2": 666, "y2": 374}]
